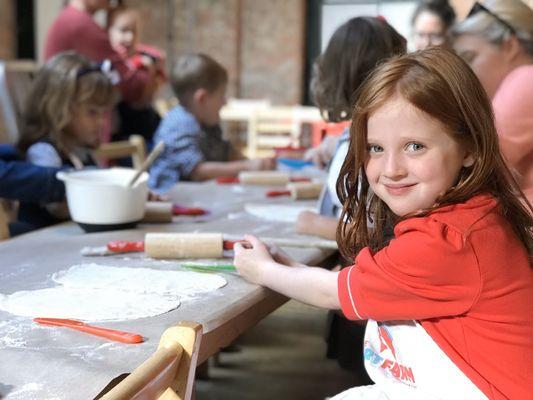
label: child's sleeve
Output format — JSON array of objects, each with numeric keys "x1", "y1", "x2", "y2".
[
  {"x1": 26, "y1": 143, "x2": 63, "y2": 168},
  {"x1": 337, "y1": 218, "x2": 482, "y2": 321},
  {"x1": 148, "y1": 115, "x2": 205, "y2": 192}
]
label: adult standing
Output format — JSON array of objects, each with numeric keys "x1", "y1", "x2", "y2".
[
  {"x1": 451, "y1": 0, "x2": 533, "y2": 204},
  {"x1": 44, "y1": 0, "x2": 156, "y2": 110},
  {"x1": 411, "y1": 0, "x2": 456, "y2": 50}
]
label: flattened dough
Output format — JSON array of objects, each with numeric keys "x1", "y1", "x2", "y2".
[
  {"x1": 244, "y1": 203, "x2": 316, "y2": 223},
  {"x1": 0, "y1": 263, "x2": 227, "y2": 321}
]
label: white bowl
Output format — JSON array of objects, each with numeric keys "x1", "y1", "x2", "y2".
[{"x1": 57, "y1": 168, "x2": 148, "y2": 231}]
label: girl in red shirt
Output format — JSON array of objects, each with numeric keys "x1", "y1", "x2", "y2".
[{"x1": 234, "y1": 48, "x2": 532, "y2": 399}]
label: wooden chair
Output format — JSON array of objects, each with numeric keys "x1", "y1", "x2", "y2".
[
  {"x1": 100, "y1": 322, "x2": 202, "y2": 400},
  {"x1": 246, "y1": 106, "x2": 322, "y2": 158},
  {"x1": 0, "y1": 60, "x2": 38, "y2": 144},
  {"x1": 0, "y1": 202, "x2": 9, "y2": 241},
  {"x1": 92, "y1": 134, "x2": 147, "y2": 169}
]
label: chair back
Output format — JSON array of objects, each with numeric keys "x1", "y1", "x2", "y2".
[
  {"x1": 100, "y1": 321, "x2": 202, "y2": 400},
  {"x1": 0, "y1": 202, "x2": 9, "y2": 240},
  {"x1": 92, "y1": 135, "x2": 147, "y2": 169},
  {"x1": 0, "y1": 60, "x2": 37, "y2": 144}
]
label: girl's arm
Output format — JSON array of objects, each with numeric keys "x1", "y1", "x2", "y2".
[
  {"x1": 295, "y1": 211, "x2": 338, "y2": 240},
  {"x1": 233, "y1": 235, "x2": 341, "y2": 309},
  {"x1": 189, "y1": 158, "x2": 276, "y2": 181}
]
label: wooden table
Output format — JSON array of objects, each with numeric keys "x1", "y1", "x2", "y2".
[{"x1": 0, "y1": 178, "x2": 331, "y2": 399}]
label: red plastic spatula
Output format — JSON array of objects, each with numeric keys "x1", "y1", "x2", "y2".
[
  {"x1": 172, "y1": 204, "x2": 208, "y2": 216},
  {"x1": 266, "y1": 190, "x2": 291, "y2": 198},
  {"x1": 34, "y1": 317, "x2": 144, "y2": 344}
]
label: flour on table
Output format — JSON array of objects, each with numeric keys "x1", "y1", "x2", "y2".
[
  {"x1": 244, "y1": 203, "x2": 316, "y2": 223},
  {"x1": 0, "y1": 263, "x2": 227, "y2": 321}
]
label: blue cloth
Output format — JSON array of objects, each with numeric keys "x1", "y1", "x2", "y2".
[
  {"x1": 318, "y1": 130, "x2": 350, "y2": 217},
  {"x1": 149, "y1": 105, "x2": 233, "y2": 192},
  {"x1": 17, "y1": 141, "x2": 95, "y2": 231},
  {"x1": 0, "y1": 144, "x2": 65, "y2": 203}
]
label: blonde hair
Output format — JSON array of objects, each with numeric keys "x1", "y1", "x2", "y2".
[
  {"x1": 337, "y1": 48, "x2": 532, "y2": 259},
  {"x1": 451, "y1": 0, "x2": 533, "y2": 55},
  {"x1": 18, "y1": 52, "x2": 118, "y2": 154}
]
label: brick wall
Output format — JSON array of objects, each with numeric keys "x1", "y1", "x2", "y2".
[
  {"x1": 127, "y1": 0, "x2": 306, "y2": 105},
  {"x1": 0, "y1": 0, "x2": 16, "y2": 59}
]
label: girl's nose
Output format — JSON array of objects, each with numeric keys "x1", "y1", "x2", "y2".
[{"x1": 383, "y1": 152, "x2": 406, "y2": 179}]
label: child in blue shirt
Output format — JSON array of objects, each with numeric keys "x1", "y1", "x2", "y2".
[{"x1": 149, "y1": 53, "x2": 275, "y2": 193}]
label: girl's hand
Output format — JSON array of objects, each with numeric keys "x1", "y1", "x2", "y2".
[{"x1": 233, "y1": 234, "x2": 275, "y2": 285}]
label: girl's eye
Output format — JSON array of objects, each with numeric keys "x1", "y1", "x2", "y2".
[
  {"x1": 367, "y1": 144, "x2": 383, "y2": 153},
  {"x1": 406, "y1": 142, "x2": 424, "y2": 151}
]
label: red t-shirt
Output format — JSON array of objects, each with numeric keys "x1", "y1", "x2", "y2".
[
  {"x1": 44, "y1": 5, "x2": 150, "y2": 104},
  {"x1": 338, "y1": 194, "x2": 532, "y2": 399}
]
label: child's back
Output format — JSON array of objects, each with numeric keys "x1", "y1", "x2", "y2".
[
  {"x1": 149, "y1": 104, "x2": 234, "y2": 190},
  {"x1": 148, "y1": 53, "x2": 275, "y2": 193}
]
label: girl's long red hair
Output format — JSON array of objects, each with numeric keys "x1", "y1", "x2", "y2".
[{"x1": 336, "y1": 48, "x2": 532, "y2": 260}]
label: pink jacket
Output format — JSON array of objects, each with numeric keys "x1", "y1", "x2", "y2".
[{"x1": 492, "y1": 64, "x2": 533, "y2": 205}]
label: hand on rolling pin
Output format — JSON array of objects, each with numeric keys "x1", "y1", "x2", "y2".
[
  {"x1": 233, "y1": 235, "x2": 301, "y2": 285},
  {"x1": 233, "y1": 235, "x2": 275, "y2": 285}
]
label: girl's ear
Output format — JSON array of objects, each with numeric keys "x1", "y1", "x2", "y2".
[{"x1": 463, "y1": 152, "x2": 475, "y2": 168}]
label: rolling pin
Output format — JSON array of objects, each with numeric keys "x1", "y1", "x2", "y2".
[
  {"x1": 238, "y1": 171, "x2": 290, "y2": 185},
  {"x1": 143, "y1": 202, "x2": 173, "y2": 223},
  {"x1": 288, "y1": 182, "x2": 323, "y2": 200},
  {"x1": 267, "y1": 182, "x2": 323, "y2": 200},
  {"x1": 143, "y1": 202, "x2": 209, "y2": 223},
  {"x1": 81, "y1": 233, "x2": 338, "y2": 258},
  {"x1": 145, "y1": 233, "x2": 225, "y2": 259}
]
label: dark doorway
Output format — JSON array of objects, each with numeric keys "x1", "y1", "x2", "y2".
[
  {"x1": 16, "y1": 0, "x2": 35, "y2": 59},
  {"x1": 304, "y1": 0, "x2": 322, "y2": 105}
]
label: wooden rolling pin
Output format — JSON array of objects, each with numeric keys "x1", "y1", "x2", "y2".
[
  {"x1": 238, "y1": 171, "x2": 290, "y2": 185},
  {"x1": 143, "y1": 202, "x2": 173, "y2": 223},
  {"x1": 288, "y1": 182, "x2": 323, "y2": 200},
  {"x1": 143, "y1": 202, "x2": 210, "y2": 223},
  {"x1": 145, "y1": 233, "x2": 225, "y2": 259},
  {"x1": 81, "y1": 233, "x2": 338, "y2": 258},
  {"x1": 268, "y1": 182, "x2": 323, "y2": 200}
]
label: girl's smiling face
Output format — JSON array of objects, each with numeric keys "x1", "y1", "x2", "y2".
[{"x1": 365, "y1": 95, "x2": 474, "y2": 216}]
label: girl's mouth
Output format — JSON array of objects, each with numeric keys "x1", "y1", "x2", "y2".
[{"x1": 384, "y1": 183, "x2": 417, "y2": 195}]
